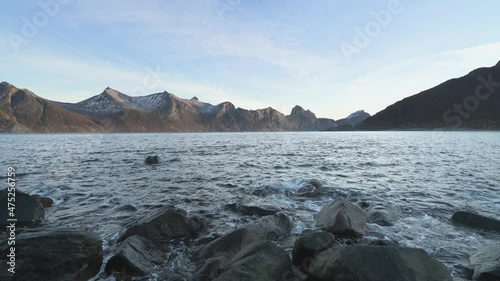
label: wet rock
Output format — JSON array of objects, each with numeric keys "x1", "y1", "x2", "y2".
[
  {"x1": 226, "y1": 202, "x2": 281, "y2": 216},
  {"x1": 213, "y1": 241, "x2": 292, "y2": 281},
  {"x1": 0, "y1": 229, "x2": 103, "y2": 281},
  {"x1": 115, "y1": 204, "x2": 138, "y2": 212},
  {"x1": 194, "y1": 213, "x2": 292, "y2": 261},
  {"x1": 194, "y1": 214, "x2": 292, "y2": 280},
  {"x1": 366, "y1": 202, "x2": 400, "y2": 226},
  {"x1": 105, "y1": 235, "x2": 166, "y2": 277},
  {"x1": 292, "y1": 230, "x2": 336, "y2": 272},
  {"x1": 470, "y1": 245, "x2": 500, "y2": 280},
  {"x1": 315, "y1": 199, "x2": 367, "y2": 237},
  {"x1": 119, "y1": 207, "x2": 202, "y2": 242},
  {"x1": 307, "y1": 246, "x2": 453, "y2": 281},
  {"x1": 31, "y1": 194, "x2": 54, "y2": 208},
  {"x1": 451, "y1": 211, "x2": 500, "y2": 232},
  {"x1": 296, "y1": 179, "x2": 323, "y2": 197},
  {"x1": 145, "y1": 155, "x2": 160, "y2": 165},
  {"x1": 0, "y1": 188, "x2": 44, "y2": 226}
]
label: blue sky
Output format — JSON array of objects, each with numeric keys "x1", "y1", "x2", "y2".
[{"x1": 1, "y1": 0, "x2": 499, "y2": 119}]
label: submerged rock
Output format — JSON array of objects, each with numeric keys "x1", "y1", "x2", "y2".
[
  {"x1": 145, "y1": 155, "x2": 160, "y2": 165},
  {"x1": 105, "y1": 235, "x2": 166, "y2": 277},
  {"x1": 0, "y1": 188, "x2": 44, "y2": 226},
  {"x1": 470, "y1": 245, "x2": 500, "y2": 280},
  {"x1": 451, "y1": 211, "x2": 500, "y2": 232},
  {"x1": 214, "y1": 241, "x2": 292, "y2": 281},
  {"x1": 315, "y1": 199, "x2": 367, "y2": 237},
  {"x1": 0, "y1": 229, "x2": 103, "y2": 281},
  {"x1": 31, "y1": 194, "x2": 54, "y2": 208},
  {"x1": 366, "y1": 202, "x2": 400, "y2": 226},
  {"x1": 307, "y1": 246, "x2": 453, "y2": 281},
  {"x1": 296, "y1": 179, "x2": 323, "y2": 197},
  {"x1": 119, "y1": 207, "x2": 202, "y2": 242},
  {"x1": 292, "y1": 230, "x2": 336, "y2": 272},
  {"x1": 226, "y1": 202, "x2": 282, "y2": 217}
]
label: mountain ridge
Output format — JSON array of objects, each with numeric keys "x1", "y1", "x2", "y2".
[{"x1": 0, "y1": 82, "x2": 368, "y2": 133}]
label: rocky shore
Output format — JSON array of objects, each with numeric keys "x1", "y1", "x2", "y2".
[{"x1": 1, "y1": 183, "x2": 500, "y2": 281}]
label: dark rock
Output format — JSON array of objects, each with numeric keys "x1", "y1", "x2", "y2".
[
  {"x1": 145, "y1": 155, "x2": 160, "y2": 165},
  {"x1": 358, "y1": 201, "x2": 370, "y2": 209},
  {"x1": 105, "y1": 235, "x2": 166, "y2": 277},
  {"x1": 296, "y1": 179, "x2": 323, "y2": 197},
  {"x1": 366, "y1": 202, "x2": 400, "y2": 226},
  {"x1": 31, "y1": 194, "x2": 54, "y2": 208},
  {"x1": 292, "y1": 230, "x2": 336, "y2": 272},
  {"x1": 451, "y1": 211, "x2": 500, "y2": 232},
  {"x1": 0, "y1": 229, "x2": 103, "y2": 281},
  {"x1": 308, "y1": 246, "x2": 453, "y2": 281},
  {"x1": 226, "y1": 202, "x2": 281, "y2": 216},
  {"x1": 0, "y1": 188, "x2": 44, "y2": 226},
  {"x1": 470, "y1": 245, "x2": 500, "y2": 280},
  {"x1": 315, "y1": 199, "x2": 367, "y2": 237},
  {"x1": 115, "y1": 204, "x2": 138, "y2": 212},
  {"x1": 194, "y1": 213, "x2": 292, "y2": 261},
  {"x1": 119, "y1": 207, "x2": 201, "y2": 242},
  {"x1": 213, "y1": 241, "x2": 292, "y2": 281},
  {"x1": 194, "y1": 214, "x2": 292, "y2": 280}
]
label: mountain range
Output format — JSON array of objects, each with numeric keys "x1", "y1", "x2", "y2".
[
  {"x1": 2, "y1": 60, "x2": 499, "y2": 133},
  {"x1": 0, "y1": 82, "x2": 369, "y2": 133}
]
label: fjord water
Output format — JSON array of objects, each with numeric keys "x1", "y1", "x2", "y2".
[{"x1": 1, "y1": 132, "x2": 499, "y2": 279}]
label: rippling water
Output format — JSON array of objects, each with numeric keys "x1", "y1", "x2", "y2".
[{"x1": 1, "y1": 132, "x2": 499, "y2": 280}]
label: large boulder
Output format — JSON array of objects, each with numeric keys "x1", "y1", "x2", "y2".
[
  {"x1": 0, "y1": 229, "x2": 103, "y2": 281},
  {"x1": 119, "y1": 207, "x2": 202, "y2": 242},
  {"x1": 194, "y1": 214, "x2": 292, "y2": 280},
  {"x1": 105, "y1": 235, "x2": 167, "y2": 277},
  {"x1": 214, "y1": 241, "x2": 292, "y2": 281},
  {"x1": 451, "y1": 211, "x2": 500, "y2": 232},
  {"x1": 366, "y1": 202, "x2": 400, "y2": 226},
  {"x1": 470, "y1": 245, "x2": 500, "y2": 280},
  {"x1": 315, "y1": 199, "x2": 367, "y2": 237},
  {"x1": 292, "y1": 230, "x2": 336, "y2": 272},
  {"x1": 0, "y1": 188, "x2": 44, "y2": 226},
  {"x1": 194, "y1": 213, "x2": 292, "y2": 261},
  {"x1": 307, "y1": 246, "x2": 453, "y2": 281}
]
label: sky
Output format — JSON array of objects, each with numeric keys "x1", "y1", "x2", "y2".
[{"x1": 0, "y1": 0, "x2": 499, "y2": 119}]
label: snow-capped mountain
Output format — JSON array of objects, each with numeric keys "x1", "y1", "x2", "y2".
[{"x1": 0, "y1": 83, "x2": 338, "y2": 133}]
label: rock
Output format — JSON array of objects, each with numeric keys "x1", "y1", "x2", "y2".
[
  {"x1": 31, "y1": 194, "x2": 54, "y2": 208},
  {"x1": 292, "y1": 230, "x2": 336, "y2": 272},
  {"x1": 119, "y1": 207, "x2": 201, "y2": 242},
  {"x1": 105, "y1": 235, "x2": 166, "y2": 277},
  {"x1": 214, "y1": 241, "x2": 292, "y2": 281},
  {"x1": 451, "y1": 211, "x2": 500, "y2": 232},
  {"x1": 0, "y1": 229, "x2": 103, "y2": 281},
  {"x1": 307, "y1": 246, "x2": 453, "y2": 281},
  {"x1": 145, "y1": 155, "x2": 160, "y2": 165},
  {"x1": 296, "y1": 179, "x2": 323, "y2": 197},
  {"x1": 194, "y1": 214, "x2": 292, "y2": 280},
  {"x1": 366, "y1": 202, "x2": 400, "y2": 226},
  {"x1": 115, "y1": 204, "x2": 138, "y2": 212},
  {"x1": 0, "y1": 188, "x2": 44, "y2": 226},
  {"x1": 470, "y1": 245, "x2": 500, "y2": 280},
  {"x1": 194, "y1": 214, "x2": 292, "y2": 261},
  {"x1": 226, "y1": 202, "x2": 281, "y2": 216},
  {"x1": 315, "y1": 199, "x2": 367, "y2": 237}
]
